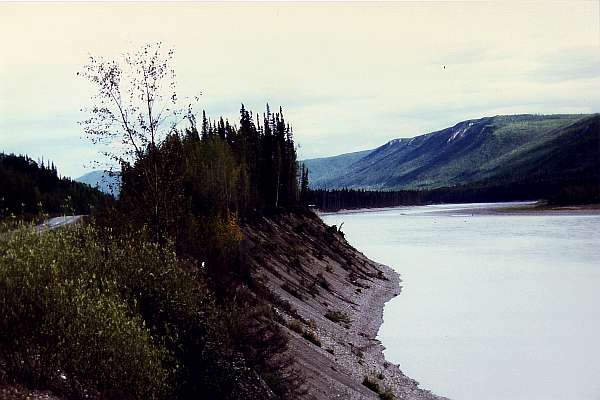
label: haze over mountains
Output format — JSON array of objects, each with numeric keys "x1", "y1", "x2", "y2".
[
  {"x1": 304, "y1": 114, "x2": 600, "y2": 192},
  {"x1": 76, "y1": 170, "x2": 121, "y2": 196}
]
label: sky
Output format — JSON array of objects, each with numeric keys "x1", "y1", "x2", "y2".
[{"x1": 1, "y1": 1, "x2": 599, "y2": 178}]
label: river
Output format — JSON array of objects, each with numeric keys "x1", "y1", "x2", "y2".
[{"x1": 321, "y1": 202, "x2": 600, "y2": 400}]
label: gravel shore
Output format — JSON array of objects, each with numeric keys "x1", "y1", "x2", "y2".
[{"x1": 243, "y1": 210, "x2": 448, "y2": 400}]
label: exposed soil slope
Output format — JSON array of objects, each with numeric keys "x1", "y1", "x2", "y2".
[{"x1": 242, "y1": 209, "x2": 446, "y2": 400}]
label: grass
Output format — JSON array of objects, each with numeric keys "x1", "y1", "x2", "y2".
[
  {"x1": 379, "y1": 388, "x2": 396, "y2": 400},
  {"x1": 288, "y1": 319, "x2": 304, "y2": 335}
]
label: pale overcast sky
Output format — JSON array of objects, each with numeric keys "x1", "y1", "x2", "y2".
[{"x1": 1, "y1": 1, "x2": 599, "y2": 178}]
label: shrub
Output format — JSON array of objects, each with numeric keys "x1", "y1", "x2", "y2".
[
  {"x1": 376, "y1": 270, "x2": 389, "y2": 281},
  {"x1": 1, "y1": 215, "x2": 305, "y2": 399},
  {"x1": 325, "y1": 310, "x2": 351, "y2": 325},
  {"x1": 288, "y1": 320, "x2": 304, "y2": 335},
  {"x1": 362, "y1": 375, "x2": 396, "y2": 399},
  {"x1": 362, "y1": 375, "x2": 380, "y2": 393},
  {"x1": 301, "y1": 330, "x2": 322, "y2": 348},
  {"x1": 317, "y1": 272, "x2": 331, "y2": 291},
  {"x1": 0, "y1": 224, "x2": 171, "y2": 399},
  {"x1": 379, "y1": 388, "x2": 396, "y2": 400},
  {"x1": 0, "y1": 223, "x2": 292, "y2": 400},
  {"x1": 286, "y1": 319, "x2": 321, "y2": 347}
]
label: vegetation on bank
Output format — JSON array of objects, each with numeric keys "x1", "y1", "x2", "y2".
[
  {"x1": 0, "y1": 100, "x2": 308, "y2": 398},
  {"x1": 324, "y1": 310, "x2": 351, "y2": 327},
  {"x1": 362, "y1": 375, "x2": 396, "y2": 400},
  {"x1": 0, "y1": 221, "x2": 299, "y2": 399}
]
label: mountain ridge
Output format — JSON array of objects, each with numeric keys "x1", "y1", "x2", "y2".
[
  {"x1": 303, "y1": 113, "x2": 598, "y2": 192},
  {"x1": 76, "y1": 170, "x2": 121, "y2": 196}
]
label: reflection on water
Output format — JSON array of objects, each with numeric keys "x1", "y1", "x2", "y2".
[{"x1": 322, "y1": 203, "x2": 600, "y2": 400}]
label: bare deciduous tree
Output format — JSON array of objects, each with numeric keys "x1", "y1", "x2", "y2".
[
  {"x1": 79, "y1": 42, "x2": 188, "y2": 159},
  {"x1": 79, "y1": 42, "x2": 197, "y2": 237}
]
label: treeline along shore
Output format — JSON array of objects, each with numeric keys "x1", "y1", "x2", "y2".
[
  {"x1": 308, "y1": 178, "x2": 600, "y2": 212},
  {"x1": 309, "y1": 179, "x2": 600, "y2": 212}
]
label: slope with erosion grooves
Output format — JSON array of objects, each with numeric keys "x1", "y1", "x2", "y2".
[{"x1": 242, "y1": 208, "x2": 446, "y2": 400}]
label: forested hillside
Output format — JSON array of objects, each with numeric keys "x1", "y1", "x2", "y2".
[
  {"x1": 305, "y1": 114, "x2": 595, "y2": 190},
  {"x1": 0, "y1": 153, "x2": 107, "y2": 218},
  {"x1": 307, "y1": 114, "x2": 600, "y2": 210},
  {"x1": 302, "y1": 150, "x2": 372, "y2": 188}
]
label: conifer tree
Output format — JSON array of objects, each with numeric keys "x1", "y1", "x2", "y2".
[{"x1": 300, "y1": 164, "x2": 310, "y2": 205}]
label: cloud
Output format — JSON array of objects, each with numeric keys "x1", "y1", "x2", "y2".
[
  {"x1": 1, "y1": 2, "x2": 599, "y2": 176},
  {"x1": 529, "y1": 47, "x2": 600, "y2": 83}
]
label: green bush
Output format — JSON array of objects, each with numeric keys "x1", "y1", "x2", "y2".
[
  {"x1": 0, "y1": 222, "x2": 301, "y2": 399},
  {"x1": 0, "y1": 224, "x2": 172, "y2": 399},
  {"x1": 286, "y1": 319, "x2": 321, "y2": 347}
]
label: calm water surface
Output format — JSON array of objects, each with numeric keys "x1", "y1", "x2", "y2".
[{"x1": 322, "y1": 203, "x2": 600, "y2": 400}]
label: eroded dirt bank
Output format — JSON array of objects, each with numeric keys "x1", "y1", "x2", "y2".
[{"x1": 242, "y1": 209, "x2": 446, "y2": 400}]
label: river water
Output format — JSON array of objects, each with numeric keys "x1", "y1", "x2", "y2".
[{"x1": 321, "y1": 202, "x2": 600, "y2": 400}]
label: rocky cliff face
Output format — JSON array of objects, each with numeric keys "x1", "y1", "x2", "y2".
[{"x1": 242, "y1": 209, "x2": 446, "y2": 400}]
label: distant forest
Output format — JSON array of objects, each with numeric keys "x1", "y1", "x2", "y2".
[
  {"x1": 309, "y1": 179, "x2": 600, "y2": 211},
  {"x1": 0, "y1": 153, "x2": 107, "y2": 218}
]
